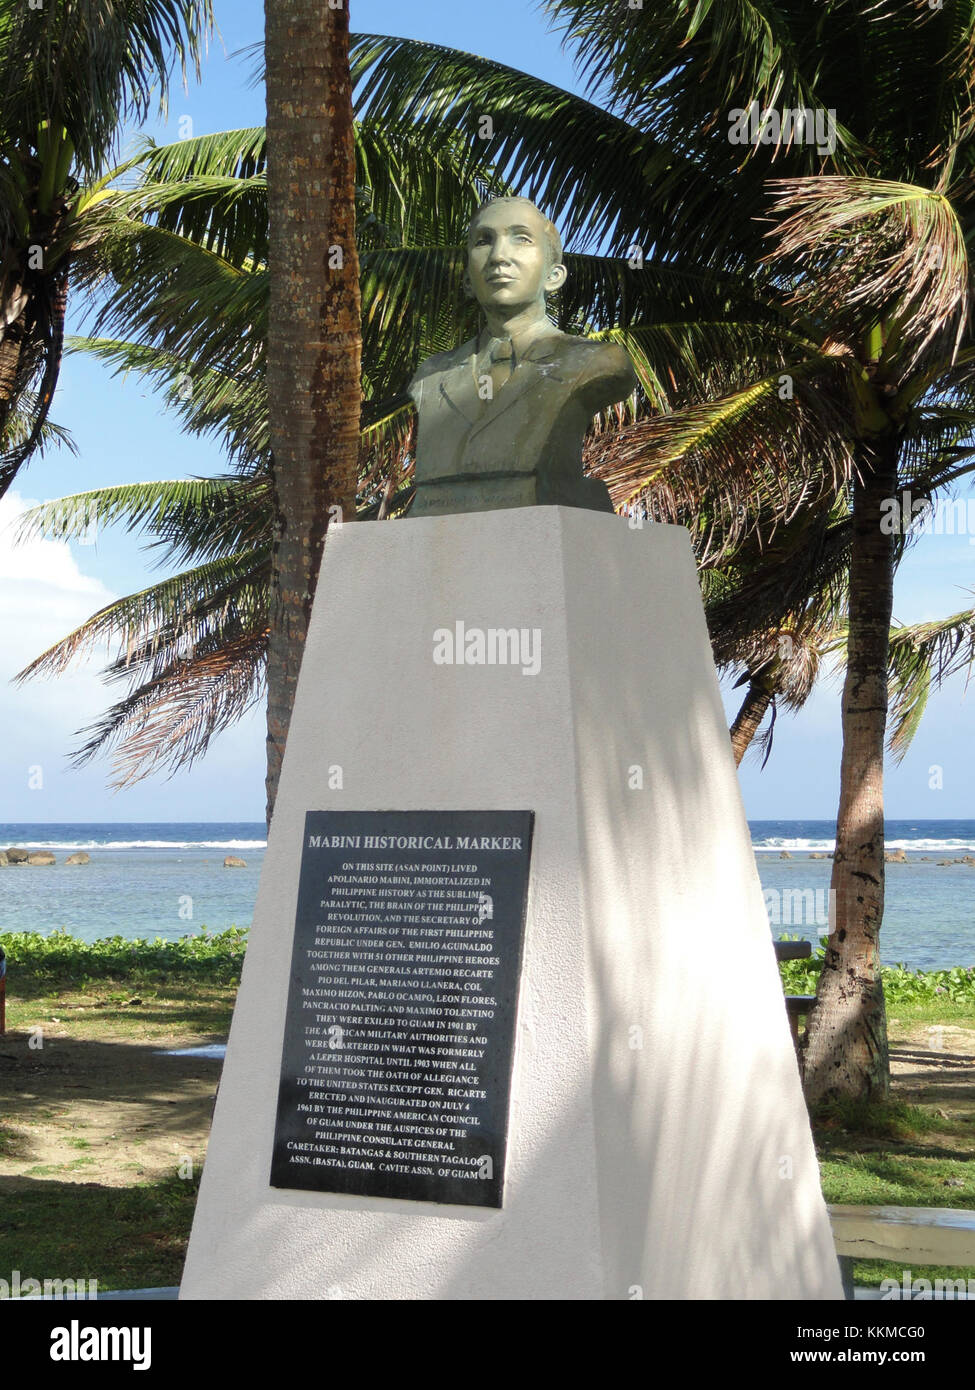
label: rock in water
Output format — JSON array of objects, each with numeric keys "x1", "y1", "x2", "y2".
[
  {"x1": 884, "y1": 849, "x2": 908, "y2": 863},
  {"x1": 27, "y1": 851, "x2": 56, "y2": 866},
  {"x1": 0, "y1": 850, "x2": 7, "y2": 867},
  {"x1": 779, "y1": 850, "x2": 792, "y2": 859},
  {"x1": 65, "y1": 852, "x2": 91, "y2": 865},
  {"x1": 6, "y1": 847, "x2": 29, "y2": 864},
  {"x1": 224, "y1": 855, "x2": 247, "y2": 868}
]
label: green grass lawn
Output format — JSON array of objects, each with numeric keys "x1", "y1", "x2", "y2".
[
  {"x1": 0, "y1": 928, "x2": 241, "y2": 1292},
  {"x1": 781, "y1": 945, "x2": 975, "y2": 1289},
  {"x1": 0, "y1": 929, "x2": 972, "y2": 1293},
  {"x1": 0, "y1": 1175, "x2": 200, "y2": 1292}
]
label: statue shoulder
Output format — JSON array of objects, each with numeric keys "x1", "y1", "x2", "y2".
[
  {"x1": 543, "y1": 331, "x2": 626, "y2": 361},
  {"x1": 581, "y1": 336, "x2": 635, "y2": 367},
  {"x1": 551, "y1": 333, "x2": 638, "y2": 387},
  {"x1": 408, "y1": 339, "x2": 475, "y2": 406}
]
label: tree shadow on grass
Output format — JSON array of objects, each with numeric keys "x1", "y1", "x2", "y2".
[
  {"x1": 0, "y1": 1173, "x2": 198, "y2": 1291},
  {"x1": 0, "y1": 1033, "x2": 223, "y2": 1142},
  {"x1": 3, "y1": 960, "x2": 244, "y2": 1004}
]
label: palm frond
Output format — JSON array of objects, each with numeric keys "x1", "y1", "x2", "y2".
[
  {"x1": 359, "y1": 245, "x2": 476, "y2": 399},
  {"x1": 705, "y1": 510, "x2": 854, "y2": 658},
  {"x1": 354, "y1": 119, "x2": 510, "y2": 251},
  {"x1": 587, "y1": 355, "x2": 854, "y2": 558},
  {"x1": 350, "y1": 31, "x2": 732, "y2": 265},
  {"x1": 15, "y1": 548, "x2": 270, "y2": 683},
  {"x1": 0, "y1": 389, "x2": 76, "y2": 457},
  {"x1": 544, "y1": 0, "x2": 863, "y2": 167},
  {"x1": 887, "y1": 601, "x2": 975, "y2": 757},
  {"x1": 765, "y1": 176, "x2": 971, "y2": 375},
  {"x1": 105, "y1": 170, "x2": 269, "y2": 269},
  {"x1": 15, "y1": 475, "x2": 271, "y2": 567},
  {"x1": 75, "y1": 219, "x2": 267, "y2": 383},
  {"x1": 0, "y1": 1, "x2": 214, "y2": 180},
  {"x1": 591, "y1": 316, "x2": 816, "y2": 411},
  {"x1": 135, "y1": 127, "x2": 267, "y2": 182},
  {"x1": 71, "y1": 628, "x2": 268, "y2": 789},
  {"x1": 357, "y1": 396, "x2": 415, "y2": 510}
]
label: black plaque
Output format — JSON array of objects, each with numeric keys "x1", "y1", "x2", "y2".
[{"x1": 270, "y1": 810, "x2": 534, "y2": 1207}]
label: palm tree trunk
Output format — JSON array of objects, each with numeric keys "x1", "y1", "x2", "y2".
[
  {"x1": 729, "y1": 679, "x2": 773, "y2": 765},
  {"x1": 0, "y1": 321, "x2": 27, "y2": 459},
  {"x1": 802, "y1": 438, "x2": 897, "y2": 1103},
  {"x1": 263, "y1": 0, "x2": 362, "y2": 827}
]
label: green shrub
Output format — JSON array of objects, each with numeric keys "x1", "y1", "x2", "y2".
[
  {"x1": 777, "y1": 936, "x2": 975, "y2": 1004},
  {"x1": 0, "y1": 926, "x2": 248, "y2": 995}
]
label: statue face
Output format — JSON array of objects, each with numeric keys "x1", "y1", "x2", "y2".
[{"x1": 466, "y1": 202, "x2": 566, "y2": 313}]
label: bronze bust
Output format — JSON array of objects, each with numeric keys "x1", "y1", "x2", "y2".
[{"x1": 407, "y1": 197, "x2": 638, "y2": 516}]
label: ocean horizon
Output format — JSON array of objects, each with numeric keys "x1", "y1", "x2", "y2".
[{"x1": 1, "y1": 820, "x2": 974, "y2": 971}]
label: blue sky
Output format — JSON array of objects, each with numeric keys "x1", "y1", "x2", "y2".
[{"x1": 1, "y1": 0, "x2": 972, "y2": 823}]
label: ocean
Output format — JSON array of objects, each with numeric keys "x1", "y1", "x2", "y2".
[{"x1": 1, "y1": 819, "x2": 974, "y2": 972}]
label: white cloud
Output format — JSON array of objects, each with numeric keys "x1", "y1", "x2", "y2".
[
  {"x1": 0, "y1": 492, "x2": 109, "y2": 592},
  {"x1": 0, "y1": 492, "x2": 119, "y2": 800},
  {"x1": 0, "y1": 490, "x2": 115, "y2": 684}
]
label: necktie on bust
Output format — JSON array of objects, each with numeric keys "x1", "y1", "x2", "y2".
[{"x1": 481, "y1": 336, "x2": 515, "y2": 399}]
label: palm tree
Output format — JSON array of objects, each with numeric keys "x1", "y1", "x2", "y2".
[
  {"x1": 765, "y1": 182, "x2": 972, "y2": 1102},
  {"x1": 0, "y1": 0, "x2": 213, "y2": 494}
]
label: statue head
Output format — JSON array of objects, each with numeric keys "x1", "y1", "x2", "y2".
[{"x1": 463, "y1": 197, "x2": 567, "y2": 317}]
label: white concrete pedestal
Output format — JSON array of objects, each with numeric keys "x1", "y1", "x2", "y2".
[{"x1": 180, "y1": 507, "x2": 842, "y2": 1300}]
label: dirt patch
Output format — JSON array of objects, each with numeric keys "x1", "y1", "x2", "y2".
[
  {"x1": 890, "y1": 1022, "x2": 975, "y2": 1132},
  {"x1": 0, "y1": 1024, "x2": 222, "y2": 1189}
]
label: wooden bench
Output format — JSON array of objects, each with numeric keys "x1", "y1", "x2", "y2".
[
  {"x1": 829, "y1": 1205, "x2": 975, "y2": 1265},
  {"x1": 773, "y1": 941, "x2": 815, "y2": 1047},
  {"x1": 774, "y1": 940, "x2": 813, "y2": 962},
  {"x1": 784, "y1": 995, "x2": 816, "y2": 1046},
  {"x1": 829, "y1": 1205, "x2": 975, "y2": 1297}
]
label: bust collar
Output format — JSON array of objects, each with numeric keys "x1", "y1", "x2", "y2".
[{"x1": 475, "y1": 316, "x2": 561, "y2": 362}]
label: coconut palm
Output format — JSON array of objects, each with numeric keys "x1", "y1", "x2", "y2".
[
  {"x1": 0, "y1": 0, "x2": 213, "y2": 494},
  {"x1": 21, "y1": 60, "x2": 777, "y2": 784}
]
